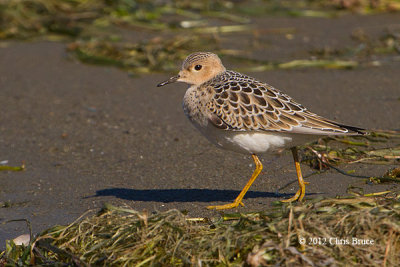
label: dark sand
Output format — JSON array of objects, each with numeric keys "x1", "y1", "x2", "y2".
[{"x1": 1, "y1": 14, "x2": 400, "y2": 247}]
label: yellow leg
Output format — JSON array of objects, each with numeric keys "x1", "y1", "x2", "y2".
[
  {"x1": 282, "y1": 147, "x2": 309, "y2": 203},
  {"x1": 207, "y1": 154, "x2": 263, "y2": 210}
]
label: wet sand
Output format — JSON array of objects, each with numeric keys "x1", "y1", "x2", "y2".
[{"x1": 1, "y1": 14, "x2": 400, "y2": 247}]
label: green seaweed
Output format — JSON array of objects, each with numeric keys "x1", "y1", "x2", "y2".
[{"x1": 0, "y1": 162, "x2": 25, "y2": 171}]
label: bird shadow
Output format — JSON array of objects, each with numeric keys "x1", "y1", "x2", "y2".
[{"x1": 90, "y1": 188, "x2": 298, "y2": 203}]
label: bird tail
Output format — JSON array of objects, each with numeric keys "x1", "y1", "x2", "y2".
[{"x1": 332, "y1": 122, "x2": 367, "y2": 135}]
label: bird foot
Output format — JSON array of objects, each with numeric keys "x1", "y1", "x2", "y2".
[
  {"x1": 207, "y1": 200, "x2": 245, "y2": 210},
  {"x1": 281, "y1": 182, "x2": 309, "y2": 203}
]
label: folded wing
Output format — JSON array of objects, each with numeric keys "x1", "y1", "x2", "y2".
[{"x1": 206, "y1": 71, "x2": 364, "y2": 136}]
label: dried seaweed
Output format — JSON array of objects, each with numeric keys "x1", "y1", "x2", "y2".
[
  {"x1": 1, "y1": 0, "x2": 399, "y2": 73},
  {"x1": 302, "y1": 130, "x2": 400, "y2": 167},
  {"x1": 299, "y1": 130, "x2": 400, "y2": 184},
  {"x1": 2, "y1": 196, "x2": 400, "y2": 266},
  {"x1": 66, "y1": 34, "x2": 223, "y2": 73}
]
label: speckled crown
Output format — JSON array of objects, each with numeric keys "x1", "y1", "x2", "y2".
[{"x1": 182, "y1": 52, "x2": 217, "y2": 69}]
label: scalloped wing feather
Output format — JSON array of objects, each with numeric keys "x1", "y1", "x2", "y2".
[{"x1": 206, "y1": 71, "x2": 363, "y2": 135}]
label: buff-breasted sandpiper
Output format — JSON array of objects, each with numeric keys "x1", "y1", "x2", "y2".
[{"x1": 157, "y1": 52, "x2": 365, "y2": 210}]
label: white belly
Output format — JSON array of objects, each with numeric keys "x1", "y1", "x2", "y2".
[
  {"x1": 193, "y1": 121, "x2": 317, "y2": 154},
  {"x1": 225, "y1": 132, "x2": 293, "y2": 154}
]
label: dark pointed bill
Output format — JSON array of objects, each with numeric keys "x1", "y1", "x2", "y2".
[{"x1": 157, "y1": 75, "x2": 180, "y2": 87}]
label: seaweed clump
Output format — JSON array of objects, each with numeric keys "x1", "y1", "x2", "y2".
[{"x1": 2, "y1": 195, "x2": 400, "y2": 266}]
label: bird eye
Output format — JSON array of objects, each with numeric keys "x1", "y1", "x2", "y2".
[{"x1": 194, "y1": 65, "x2": 202, "y2": 71}]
